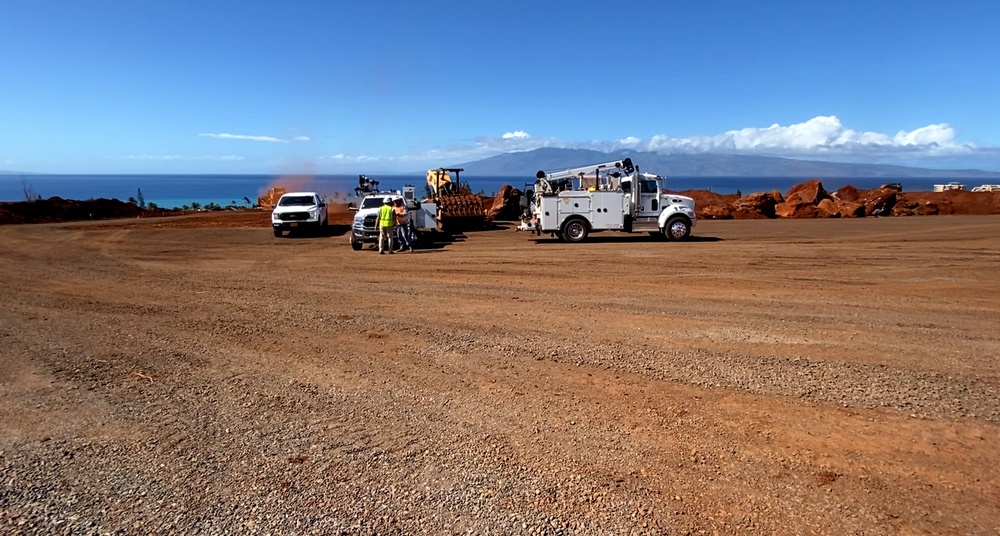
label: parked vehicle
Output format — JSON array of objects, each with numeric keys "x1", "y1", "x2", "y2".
[
  {"x1": 934, "y1": 182, "x2": 966, "y2": 192},
  {"x1": 271, "y1": 192, "x2": 327, "y2": 237},
  {"x1": 971, "y1": 184, "x2": 1000, "y2": 192},
  {"x1": 528, "y1": 157, "x2": 696, "y2": 242},
  {"x1": 349, "y1": 186, "x2": 436, "y2": 251}
]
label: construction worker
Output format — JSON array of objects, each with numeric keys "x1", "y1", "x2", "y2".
[
  {"x1": 377, "y1": 199, "x2": 395, "y2": 254},
  {"x1": 393, "y1": 199, "x2": 414, "y2": 252}
]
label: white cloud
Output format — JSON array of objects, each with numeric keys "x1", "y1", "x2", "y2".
[
  {"x1": 199, "y1": 133, "x2": 311, "y2": 143},
  {"x1": 893, "y1": 124, "x2": 956, "y2": 146},
  {"x1": 125, "y1": 155, "x2": 244, "y2": 161},
  {"x1": 325, "y1": 131, "x2": 556, "y2": 167},
  {"x1": 322, "y1": 117, "x2": 997, "y2": 170},
  {"x1": 631, "y1": 116, "x2": 974, "y2": 157},
  {"x1": 325, "y1": 154, "x2": 395, "y2": 163}
]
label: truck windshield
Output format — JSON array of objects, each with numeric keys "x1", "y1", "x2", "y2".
[
  {"x1": 278, "y1": 196, "x2": 315, "y2": 206},
  {"x1": 361, "y1": 197, "x2": 392, "y2": 209}
]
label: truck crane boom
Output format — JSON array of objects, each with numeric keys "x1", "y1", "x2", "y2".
[{"x1": 535, "y1": 158, "x2": 635, "y2": 182}]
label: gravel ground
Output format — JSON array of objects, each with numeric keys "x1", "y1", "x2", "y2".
[{"x1": 2, "y1": 214, "x2": 999, "y2": 535}]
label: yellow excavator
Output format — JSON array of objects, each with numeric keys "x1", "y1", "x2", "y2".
[
  {"x1": 256, "y1": 187, "x2": 287, "y2": 209},
  {"x1": 425, "y1": 168, "x2": 486, "y2": 231}
]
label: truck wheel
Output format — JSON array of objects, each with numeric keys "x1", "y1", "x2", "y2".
[
  {"x1": 663, "y1": 217, "x2": 692, "y2": 241},
  {"x1": 273, "y1": 229, "x2": 282, "y2": 238},
  {"x1": 561, "y1": 219, "x2": 589, "y2": 243},
  {"x1": 350, "y1": 239, "x2": 363, "y2": 251}
]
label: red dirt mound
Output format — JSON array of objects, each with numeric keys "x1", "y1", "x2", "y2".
[
  {"x1": 694, "y1": 180, "x2": 1000, "y2": 220},
  {"x1": 0, "y1": 197, "x2": 165, "y2": 224}
]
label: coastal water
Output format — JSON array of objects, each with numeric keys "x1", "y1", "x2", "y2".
[{"x1": 0, "y1": 173, "x2": 975, "y2": 209}]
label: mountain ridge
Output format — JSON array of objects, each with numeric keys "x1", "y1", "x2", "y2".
[{"x1": 453, "y1": 148, "x2": 1000, "y2": 178}]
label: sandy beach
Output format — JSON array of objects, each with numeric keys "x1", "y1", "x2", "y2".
[{"x1": 2, "y1": 213, "x2": 999, "y2": 534}]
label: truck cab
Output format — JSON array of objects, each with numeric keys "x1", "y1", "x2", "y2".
[{"x1": 271, "y1": 192, "x2": 327, "y2": 237}]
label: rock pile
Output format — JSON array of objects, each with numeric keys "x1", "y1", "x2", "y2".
[
  {"x1": 486, "y1": 185, "x2": 524, "y2": 221},
  {"x1": 686, "y1": 180, "x2": 1000, "y2": 220}
]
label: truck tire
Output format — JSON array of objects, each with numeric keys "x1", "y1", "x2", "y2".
[
  {"x1": 561, "y1": 219, "x2": 589, "y2": 243},
  {"x1": 273, "y1": 229, "x2": 282, "y2": 238},
  {"x1": 663, "y1": 216, "x2": 692, "y2": 241},
  {"x1": 350, "y1": 238, "x2": 363, "y2": 251}
]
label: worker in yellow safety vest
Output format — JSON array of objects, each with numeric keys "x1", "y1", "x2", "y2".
[{"x1": 377, "y1": 200, "x2": 396, "y2": 254}]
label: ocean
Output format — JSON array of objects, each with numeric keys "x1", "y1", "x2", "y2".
[{"x1": 0, "y1": 173, "x2": 975, "y2": 209}]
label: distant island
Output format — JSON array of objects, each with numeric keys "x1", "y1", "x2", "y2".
[{"x1": 454, "y1": 148, "x2": 1000, "y2": 179}]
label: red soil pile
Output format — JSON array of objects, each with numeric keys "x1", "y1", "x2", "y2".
[
  {"x1": 0, "y1": 197, "x2": 167, "y2": 224},
  {"x1": 692, "y1": 180, "x2": 1000, "y2": 220}
]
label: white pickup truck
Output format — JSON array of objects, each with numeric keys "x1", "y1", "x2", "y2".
[
  {"x1": 349, "y1": 186, "x2": 437, "y2": 250},
  {"x1": 271, "y1": 192, "x2": 328, "y2": 237}
]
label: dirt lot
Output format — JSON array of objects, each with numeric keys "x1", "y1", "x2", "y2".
[{"x1": 2, "y1": 213, "x2": 999, "y2": 535}]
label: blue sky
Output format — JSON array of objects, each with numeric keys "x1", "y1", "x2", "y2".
[{"x1": 2, "y1": 0, "x2": 998, "y2": 174}]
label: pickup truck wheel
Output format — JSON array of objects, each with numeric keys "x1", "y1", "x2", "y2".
[
  {"x1": 273, "y1": 229, "x2": 282, "y2": 238},
  {"x1": 350, "y1": 238, "x2": 363, "y2": 251},
  {"x1": 664, "y1": 217, "x2": 692, "y2": 241},
  {"x1": 562, "y1": 219, "x2": 589, "y2": 243}
]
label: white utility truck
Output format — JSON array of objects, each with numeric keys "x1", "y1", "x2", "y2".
[
  {"x1": 349, "y1": 185, "x2": 437, "y2": 250},
  {"x1": 271, "y1": 191, "x2": 328, "y2": 237},
  {"x1": 528, "y1": 157, "x2": 696, "y2": 242}
]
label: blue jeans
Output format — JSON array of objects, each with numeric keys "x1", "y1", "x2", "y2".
[{"x1": 396, "y1": 224, "x2": 414, "y2": 250}]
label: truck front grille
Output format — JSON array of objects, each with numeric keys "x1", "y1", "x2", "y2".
[{"x1": 279, "y1": 212, "x2": 310, "y2": 221}]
